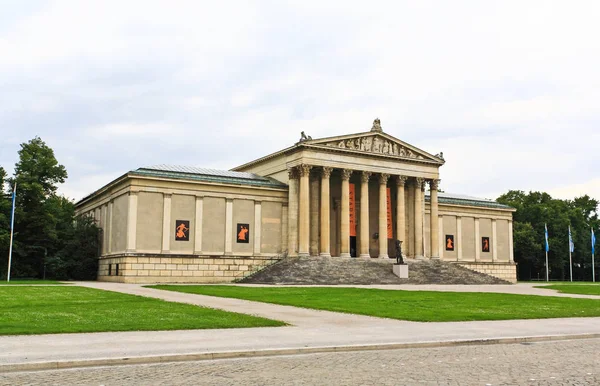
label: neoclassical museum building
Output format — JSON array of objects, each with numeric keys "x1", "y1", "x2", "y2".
[{"x1": 76, "y1": 119, "x2": 517, "y2": 283}]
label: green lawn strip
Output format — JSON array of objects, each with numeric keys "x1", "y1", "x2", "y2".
[
  {"x1": 0, "y1": 280, "x2": 68, "y2": 285},
  {"x1": 533, "y1": 285, "x2": 600, "y2": 296},
  {"x1": 149, "y1": 285, "x2": 600, "y2": 322},
  {"x1": 0, "y1": 286, "x2": 284, "y2": 335}
]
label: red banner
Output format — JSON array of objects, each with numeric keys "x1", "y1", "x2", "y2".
[
  {"x1": 349, "y1": 183, "x2": 356, "y2": 236},
  {"x1": 386, "y1": 188, "x2": 393, "y2": 239}
]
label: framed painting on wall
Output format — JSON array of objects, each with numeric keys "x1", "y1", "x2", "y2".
[{"x1": 237, "y1": 223, "x2": 250, "y2": 243}]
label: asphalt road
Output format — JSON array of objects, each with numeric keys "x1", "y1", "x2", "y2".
[{"x1": 3, "y1": 338, "x2": 599, "y2": 386}]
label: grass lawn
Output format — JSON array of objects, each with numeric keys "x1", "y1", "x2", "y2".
[
  {"x1": 0, "y1": 280, "x2": 67, "y2": 285},
  {"x1": 149, "y1": 285, "x2": 600, "y2": 322},
  {"x1": 0, "y1": 286, "x2": 284, "y2": 335},
  {"x1": 534, "y1": 284, "x2": 600, "y2": 296}
]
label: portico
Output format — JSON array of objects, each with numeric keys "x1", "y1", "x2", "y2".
[{"x1": 237, "y1": 119, "x2": 444, "y2": 260}]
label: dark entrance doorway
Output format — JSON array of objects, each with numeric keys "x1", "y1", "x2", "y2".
[{"x1": 350, "y1": 236, "x2": 357, "y2": 257}]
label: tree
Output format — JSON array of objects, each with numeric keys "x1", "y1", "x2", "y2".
[
  {"x1": 497, "y1": 190, "x2": 599, "y2": 281},
  {"x1": 46, "y1": 215, "x2": 100, "y2": 280},
  {"x1": 10, "y1": 137, "x2": 68, "y2": 278}
]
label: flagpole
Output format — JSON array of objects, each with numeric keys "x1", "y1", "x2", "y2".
[
  {"x1": 7, "y1": 182, "x2": 16, "y2": 283},
  {"x1": 569, "y1": 248, "x2": 572, "y2": 282},
  {"x1": 545, "y1": 250, "x2": 549, "y2": 282},
  {"x1": 593, "y1": 228, "x2": 596, "y2": 283},
  {"x1": 545, "y1": 223, "x2": 549, "y2": 282}
]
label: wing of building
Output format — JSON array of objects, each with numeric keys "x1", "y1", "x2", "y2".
[{"x1": 76, "y1": 119, "x2": 516, "y2": 283}]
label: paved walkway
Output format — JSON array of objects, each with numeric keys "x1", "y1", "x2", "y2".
[
  {"x1": 4, "y1": 338, "x2": 600, "y2": 385},
  {"x1": 2, "y1": 282, "x2": 600, "y2": 371}
]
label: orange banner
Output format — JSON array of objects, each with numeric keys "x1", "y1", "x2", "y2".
[
  {"x1": 349, "y1": 183, "x2": 356, "y2": 236},
  {"x1": 386, "y1": 188, "x2": 393, "y2": 239}
]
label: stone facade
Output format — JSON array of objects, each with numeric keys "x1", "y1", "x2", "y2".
[
  {"x1": 97, "y1": 254, "x2": 278, "y2": 284},
  {"x1": 76, "y1": 119, "x2": 517, "y2": 283}
]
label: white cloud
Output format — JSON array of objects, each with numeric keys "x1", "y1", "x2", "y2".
[{"x1": 0, "y1": 0, "x2": 599, "y2": 203}]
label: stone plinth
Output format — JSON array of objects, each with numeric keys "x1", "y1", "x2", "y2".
[{"x1": 392, "y1": 264, "x2": 409, "y2": 278}]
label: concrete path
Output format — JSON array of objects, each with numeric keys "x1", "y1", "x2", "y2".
[{"x1": 2, "y1": 282, "x2": 600, "y2": 372}]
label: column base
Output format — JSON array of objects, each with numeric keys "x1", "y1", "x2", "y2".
[
  {"x1": 415, "y1": 255, "x2": 425, "y2": 260},
  {"x1": 359, "y1": 254, "x2": 371, "y2": 259},
  {"x1": 430, "y1": 255, "x2": 440, "y2": 259},
  {"x1": 298, "y1": 252, "x2": 310, "y2": 258},
  {"x1": 319, "y1": 253, "x2": 331, "y2": 258},
  {"x1": 340, "y1": 253, "x2": 351, "y2": 258},
  {"x1": 378, "y1": 254, "x2": 389, "y2": 259}
]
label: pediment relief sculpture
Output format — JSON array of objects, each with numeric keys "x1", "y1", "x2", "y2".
[{"x1": 321, "y1": 136, "x2": 425, "y2": 160}]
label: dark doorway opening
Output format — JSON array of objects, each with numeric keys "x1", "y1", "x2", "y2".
[{"x1": 350, "y1": 236, "x2": 357, "y2": 257}]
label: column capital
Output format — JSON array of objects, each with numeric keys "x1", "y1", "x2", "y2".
[
  {"x1": 341, "y1": 169, "x2": 353, "y2": 181},
  {"x1": 287, "y1": 167, "x2": 299, "y2": 180},
  {"x1": 429, "y1": 179, "x2": 441, "y2": 191},
  {"x1": 379, "y1": 173, "x2": 390, "y2": 185},
  {"x1": 396, "y1": 175, "x2": 408, "y2": 186},
  {"x1": 361, "y1": 171, "x2": 372, "y2": 183},
  {"x1": 321, "y1": 166, "x2": 333, "y2": 179},
  {"x1": 298, "y1": 164, "x2": 312, "y2": 177},
  {"x1": 415, "y1": 177, "x2": 426, "y2": 191}
]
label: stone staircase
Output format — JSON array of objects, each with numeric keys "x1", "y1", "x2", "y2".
[{"x1": 239, "y1": 256, "x2": 510, "y2": 285}]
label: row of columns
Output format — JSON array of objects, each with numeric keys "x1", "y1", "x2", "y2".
[{"x1": 288, "y1": 164, "x2": 440, "y2": 259}]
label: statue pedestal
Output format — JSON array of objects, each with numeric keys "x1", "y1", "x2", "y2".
[{"x1": 392, "y1": 264, "x2": 408, "y2": 279}]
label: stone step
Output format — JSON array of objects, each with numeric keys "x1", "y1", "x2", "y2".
[{"x1": 239, "y1": 256, "x2": 510, "y2": 285}]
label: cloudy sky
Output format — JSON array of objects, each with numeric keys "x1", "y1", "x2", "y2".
[{"x1": 1, "y1": 0, "x2": 599, "y2": 203}]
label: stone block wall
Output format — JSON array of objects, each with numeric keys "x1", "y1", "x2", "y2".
[
  {"x1": 456, "y1": 262, "x2": 517, "y2": 283},
  {"x1": 97, "y1": 254, "x2": 280, "y2": 284}
]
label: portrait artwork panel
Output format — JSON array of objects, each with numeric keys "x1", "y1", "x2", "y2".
[
  {"x1": 237, "y1": 223, "x2": 250, "y2": 243},
  {"x1": 445, "y1": 235, "x2": 455, "y2": 251},
  {"x1": 482, "y1": 237, "x2": 490, "y2": 252},
  {"x1": 175, "y1": 220, "x2": 190, "y2": 241}
]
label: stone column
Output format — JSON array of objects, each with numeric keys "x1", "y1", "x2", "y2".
[
  {"x1": 359, "y1": 171, "x2": 372, "y2": 259},
  {"x1": 194, "y1": 196, "x2": 203, "y2": 254},
  {"x1": 474, "y1": 217, "x2": 481, "y2": 262},
  {"x1": 378, "y1": 173, "x2": 390, "y2": 259},
  {"x1": 492, "y1": 219, "x2": 498, "y2": 262},
  {"x1": 281, "y1": 205, "x2": 288, "y2": 254},
  {"x1": 395, "y1": 176, "x2": 408, "y2": 257},
  {"x1": 287, "y1": 168, "x2": 299, "y2": 257},
  {"x1": 456, "y1": 216, "x2": 462, "y2": 261},
  {"x1": 429, "y1": 179, "x2": 440, "y2": 259},
  {"x1": 320, "y1": 167, "x2": 333, "y2": 257},
  {"x1": 508, "y1": 220, "x2": 514, "y2": 262},
  {"x1": 438, "y1": 214, "x2": 444, "y2": 259},
  {"x1": 340, "y1": 169, "x2": 352, "y2": 258},
  {"x1": 161, "y1": 193, "x2": 172, "y2": 253},
  {"x1": 107, "y1": 200, "x2": 113, "y2": 254},
  {"x1": 414, "y1": 178, "x2": 424, "y2": 259},
  {"x1": 126, "y1": 192, "x2": 138, "y2": 252},
  {"x1": 298, "y1": 164, "x2": 312, "y2": 257},
  {"x1": 309, "y1": 175, "x2": 320, "y2": 256},
  {"x1": 225, "y1": 198, "x2": 233, "y2": 255},
  {"x1": 254, "y1": 201, "x2": 262, "y2": 255}
]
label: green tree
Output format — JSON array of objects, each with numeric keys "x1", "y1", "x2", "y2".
[
  {"x1": 46, "y1": 215, "x2": 100, "y2": 280},
  {"x1": 10, "y1": 137, "x2": 68, "y2": 278},
  {"x1": 498, "y1": 190, "x2": 599, "y2": 281}
]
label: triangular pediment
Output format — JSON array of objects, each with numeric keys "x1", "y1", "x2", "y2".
[{"x1": 300, "y1": 132, "x2": 445, "y2": 164}]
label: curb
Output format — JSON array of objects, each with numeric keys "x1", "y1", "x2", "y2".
[{"x1": 2, "y1": 333, "x2": 600, "y2": 373}]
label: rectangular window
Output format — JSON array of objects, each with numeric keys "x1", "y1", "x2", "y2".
[
  {"x1": 108, "y1": 264, "x2": 112, "y2": 276},
  {"x1": 115, "y1": 264, "x2": 119, "y2": 276}
]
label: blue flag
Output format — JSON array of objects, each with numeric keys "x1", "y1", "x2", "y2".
[
  {"x1": 593, "y1": 228, "x2": 596, "y2": 255},
  {"x1": 568, "y1": 225, "x2": 574, "y2": 253},
  {"x1": 545, "y1": 223, "x2": 549, "y2": 252}
]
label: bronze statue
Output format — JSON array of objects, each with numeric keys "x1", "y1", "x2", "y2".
[{"x1": 395, "y1": 240, "x2": 404, "y2": 265}]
